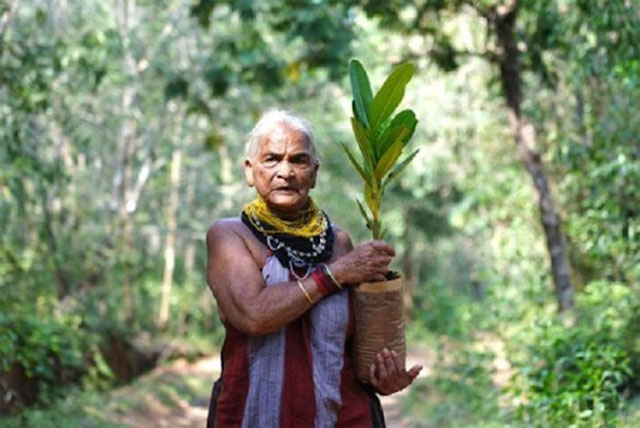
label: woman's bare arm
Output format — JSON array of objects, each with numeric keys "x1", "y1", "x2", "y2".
[
  {"x1": 206, "y1": 221, "x2": 321, "y2": 335},
  {"x1": 206, "y1": 220, "x2": 394, "y2": 336}
]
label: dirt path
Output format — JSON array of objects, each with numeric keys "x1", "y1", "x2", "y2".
[
  {"x1": 378, "y1": 352, "x2": 432, "y2": 428},
  {"x1": 109, "y1": 356, "x2": 221, "y2": 428},
  {"x1": 108, "y1": 350, "x2": 432, "y2": 428}
]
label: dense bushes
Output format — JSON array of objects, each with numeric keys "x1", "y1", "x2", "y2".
[
  {"x1": 0, "y1": 311, "x2": 102, "y2": 410},
  {"x1": 0, "y1": 285, "x2": 222, "y2": 412},
  {"x1": 406, "y1": 280, "x2": 639, "y2": 426},
  {"x1": 514, "y1": 281, "x2": 638, "y2": 425}
]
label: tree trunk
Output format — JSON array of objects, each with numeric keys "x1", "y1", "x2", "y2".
[
  {"x1": 113, "y1": 0, "x2": 140, "y2": 321},
  {"x1": 183, "y1": 169, "x2": 197, "y2": 283},
  {"x1": 158, "y1": 132, "x2": 183, "y2": 329},
  {"x1": 113, "y1": 81, "x2": 137, "y2": 321},
  {"x1": 494, "y1": 1, "x2": 574, "y2": 312},
  {"x1": 218, "y1": 143, "x2": 235, "y2": 211}
]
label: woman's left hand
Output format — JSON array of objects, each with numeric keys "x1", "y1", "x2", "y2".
[{"x1": 369, "y1": 348, "x2": 422, "y2": 395}]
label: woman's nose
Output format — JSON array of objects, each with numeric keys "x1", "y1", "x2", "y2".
[{"x1": 277, "y1": 161, "x2": 294, "y2": 177}]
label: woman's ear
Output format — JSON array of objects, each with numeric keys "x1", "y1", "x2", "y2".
[{"x1": 243, "y1": 158, "x2": 254, "y2": 187}]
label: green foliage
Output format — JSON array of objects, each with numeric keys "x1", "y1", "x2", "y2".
[
  {"x1": 404, "y1": 345, "x2": 508, "y2": 427},
  {"x1": 0, "y1": 389, "x2": 124, "y2": 428},
  {"x1": 1, "y1": 345, "x2": 214, "y2": 427},
  {"x1": 0, "y1": 310, "x2": 107, "y2": 406},
  {"x1": 518, "y1": 328, "x2": 630, "y2": 425},
  {"x1": 1, "y1": 0, "x2": 639, "y2": 423},
  {"x1": 619, "y1": 397, "x2": 640, "y2": 428},
  {"x1": 513, "y1": 281, "x2": 638, "y2": 426},
  {"x1": 551, "y1": 80, "x2": 640, "y2": 286},
  {"x1": 190, "y1": 0, "x2": 355, "y2": 87},
  {"x1": 343, "y1": 59, "x2": 419, "y2": 239}
]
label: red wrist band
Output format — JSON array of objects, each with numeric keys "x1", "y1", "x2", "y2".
[{"x1": 311, "y1": 266, "x2": 340, "y2": 297}]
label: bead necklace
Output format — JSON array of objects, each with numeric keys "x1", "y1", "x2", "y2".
[{"x1": 241, "y1": 198, "x2": 334, "y2": 278}]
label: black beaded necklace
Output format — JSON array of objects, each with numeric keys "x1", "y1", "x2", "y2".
[{"x1": 241, "y1": 209, "x2": 335, "y2": 278}]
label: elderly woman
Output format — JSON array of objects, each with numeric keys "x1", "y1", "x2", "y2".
[{"x1": 206, "y1": 110, "x2": 422, "y2": 427}]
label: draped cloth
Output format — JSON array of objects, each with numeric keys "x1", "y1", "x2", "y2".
[{"x1": 207, "y1": 256, "x2": 385, "y2": 427}]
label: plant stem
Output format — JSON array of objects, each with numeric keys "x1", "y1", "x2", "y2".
[{"x1": 372, "y1": 212, "x2": 381, "y2": 239}]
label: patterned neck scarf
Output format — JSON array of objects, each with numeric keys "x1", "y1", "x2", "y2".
[{"x1": 241, "y1": 196, "x2": 334, "y2": 276}]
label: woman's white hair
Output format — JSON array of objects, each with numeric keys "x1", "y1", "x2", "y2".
[{"x1": 244, "y1": 109, "x2": 317, "y2": 161}]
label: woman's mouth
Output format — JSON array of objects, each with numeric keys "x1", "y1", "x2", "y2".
[{"x1": 274, "y1": 186, "x2": 298, "y2": 193}]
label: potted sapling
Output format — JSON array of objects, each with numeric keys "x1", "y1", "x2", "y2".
[{"x1": 341, "y1": 59, "x2": 419, "y2": 383}]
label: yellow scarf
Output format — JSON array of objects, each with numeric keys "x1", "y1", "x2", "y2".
[{"x1": 242, "y1": 197, "x2": 326, "y2": 238}]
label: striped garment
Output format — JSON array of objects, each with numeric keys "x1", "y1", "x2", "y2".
[{"x1": 207, "y1": 256, "x2": 385, "y2": 427}]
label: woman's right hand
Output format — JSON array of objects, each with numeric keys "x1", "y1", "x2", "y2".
[{"x1": 328, "y1": 240, "x2": 395, "y2": 285}]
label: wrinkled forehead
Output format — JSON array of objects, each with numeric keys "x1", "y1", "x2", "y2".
[{"x1": 257, "y1": 122, "x2": 313, "y2": 154}]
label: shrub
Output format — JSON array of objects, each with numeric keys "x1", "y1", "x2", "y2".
[
  {"x1": 0, "y1": 310, "x2": 111, "y2": 410},
  {"x1": 514, "y1": 281, "x2": 637, "y2": 426}
]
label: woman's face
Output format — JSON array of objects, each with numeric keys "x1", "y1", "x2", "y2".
[{"x1": 244, "y1": 122, "x2": 319, "y2": 213}]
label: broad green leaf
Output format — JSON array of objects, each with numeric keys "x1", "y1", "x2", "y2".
[
  {"x1": 376, "y1": 110, "x2": 416, "y2": 162},
  {"x1": 351, "y1": 100, "x2": 367, "y2": 130},
  {"x1": 349, "y1": 59, "x2": 372, "y2": 128},
  {"x1": 385, "y1": 110, "x2": 417, "y2": 146},
  {"x1": 351, "y1": 100, "x2": 359, "y2": 123},
  {"x1": 370, "y1": 63, "x2": 415, "y2": 130},
  {"x1": 375, "y1": 139, "x2": 403, "y2": 179},
  {"x1": 365, "y1": 126, "x2": 380, "y2": 159},
  {"x1": 355, "y1": 198, "x2": 372, "y2": 230},
  {"x1": 351, "y1": 117, "x2": 375, "y2": 171},
  {"x1": 340, "y1": 143, "x2": 371, "y2": 184},
  {"x1": 376, "y1": 125, "x2": 410, "y2": 160},
  {"x1": 345, "y1": 60, "x2": 419, "y2": 240},
  {"x1": 382, "y1": 149, "x2": 420, "y2": 189}
]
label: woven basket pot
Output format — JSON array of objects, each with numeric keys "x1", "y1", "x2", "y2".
[{"x1": 352, "y1": 276, "x2": 406, "y2": 383}]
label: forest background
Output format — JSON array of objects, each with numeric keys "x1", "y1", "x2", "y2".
[{"x1": 1, "y1": 0, "x2": 639, "y2": 426}]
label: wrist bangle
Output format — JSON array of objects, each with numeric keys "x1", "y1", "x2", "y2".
[
  {"x1": 311, "y1": 265, "x2": 340, "y2": 297},
  {"x1": 322, "y1": 264, "x2": 342, "y2": 289},
  {"x1": 297, "y1": 280, "x2": 314, "y2": 305}
]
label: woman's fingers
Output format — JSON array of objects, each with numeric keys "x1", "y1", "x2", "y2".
[
  {"x1": 376, "y1": 256, "x2": 392, "y2": 267},
  {"x1": 371, "y1": 240, "x2": 395, "y2": 256},
  {"x1": 390, "y1": 350, "x2": 405, "y2": 371},
  {"x1": 371, "y1": 350, "x2": 424, "y2": 395},
  {"x1": 331, "y1": 240, "x2": 397, "y2": 284},
  {"x1": 372, "y1": 351, "x2": 392, "y2": 395},
  {"x1": 376, "y1": 352, "x2": 389, "y2": 380},
  {"x1": 383, "y1": 349, "x2": 399, "y2": 378},
  {"x1": 369, "y1": 362, "x2": 380, "y2": 387},
  {"x1": 369, "y1": 256, "x2": 390, "y2": 281},
  {"x1": 370, "y1": 350, "x2": 423, "y2": 395},
  {"x1": 407, "y1": 365, "x2": 423, "y2": 380}
]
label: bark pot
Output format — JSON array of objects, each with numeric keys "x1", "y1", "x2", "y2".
[{"x1": 352, "y1": 276, "x2": 406, "y2": 383}]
